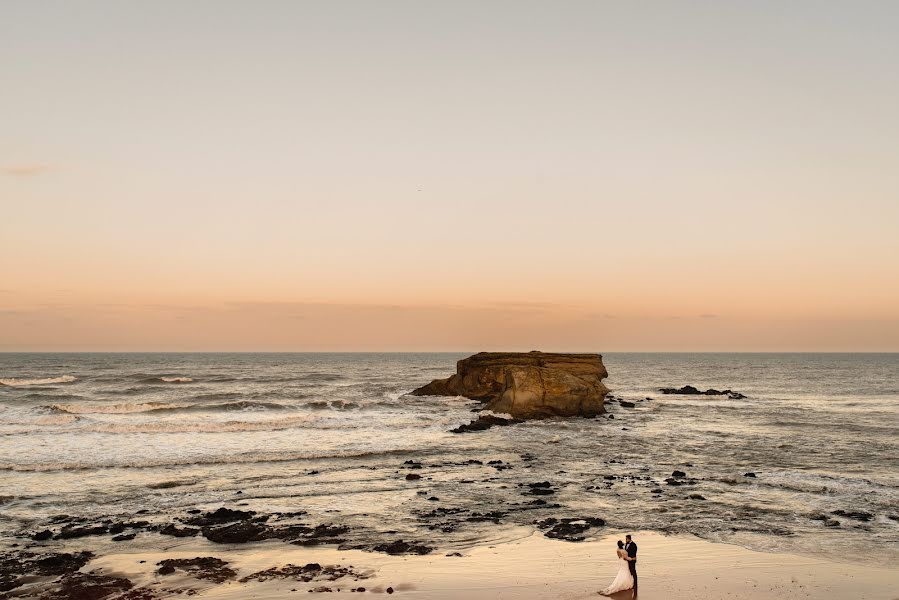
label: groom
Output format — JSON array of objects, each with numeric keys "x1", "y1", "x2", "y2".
[{"x1": 624, "y1": 534, "x2": 638, "y2": 591}]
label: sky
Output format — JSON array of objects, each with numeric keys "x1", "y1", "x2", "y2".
[{"x1": 2, "y1": 1, "x2": 898, "y2": 351}]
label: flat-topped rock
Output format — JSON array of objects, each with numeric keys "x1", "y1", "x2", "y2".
[{"x1": 411, "y1": 352, "x2": 608, "y2": 419}]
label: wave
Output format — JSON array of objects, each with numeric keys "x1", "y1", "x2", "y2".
[
  {"x1": 81, "y1": 414, "x2": 314, "y2": 434},
  {"x1": 0, "y1": 446, "x2": 422, "y2": 473},
  {"x1": 139, "y1": 376, "x2": 194, "y2": 384},
  {"x1": 48, "y1": 401, "x2": 191, "y2": 415},
  {"x1": 162, "y1": 400, "x2": 288, "y2": 413},
  {"x1": 0, "y1": 375, "x2": 77, "y2": 387},
  {"x1": 298, "y1": 373, "x2": 345, "y2": 382},
  {"x1": 1, "y1": 414, "x2": 80, "y2": 428},
  {"x1": 48, "y1": 400, "x2": 288, "y2": 415},
  {"x1": 23, "y1": 393, "x2": 85, "y2": 401}
]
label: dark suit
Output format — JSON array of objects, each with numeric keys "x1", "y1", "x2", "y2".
[{"x1": 625, "y1": 541, "x2": 638, "y2": 588}]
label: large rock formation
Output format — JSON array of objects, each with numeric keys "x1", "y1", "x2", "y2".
[{"x1": 410, "y1": 352, "x2": 609, "y2": 419}]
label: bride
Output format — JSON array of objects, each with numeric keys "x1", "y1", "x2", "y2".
[{"x1": 598, "y1": 540, "x2": 634, "y2": 595}]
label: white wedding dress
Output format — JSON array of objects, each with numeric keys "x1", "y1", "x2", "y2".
[{"x1": 599, "y1": 551, "x2": 634, "y2": 595}]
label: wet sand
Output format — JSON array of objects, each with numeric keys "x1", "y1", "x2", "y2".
[{"x1": 72, "y1": 530, "x2": 898, "y2": 599}]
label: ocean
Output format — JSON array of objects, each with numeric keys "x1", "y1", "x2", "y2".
[{"x1": 1, "y1": 352, "x2": 897, "y2": 565}]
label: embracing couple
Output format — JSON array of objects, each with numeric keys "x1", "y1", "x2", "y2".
[{"x1": 598, "y1": 534, "x2": 637, "y2": 596}]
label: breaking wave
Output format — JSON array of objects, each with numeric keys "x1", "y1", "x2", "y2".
[
  {"x1": 139, "y1": 376, "x2": 194, "y2": 384},
  {"x1": 0, "y1": 375, "x2": 77, "y2": 387},
  {"x1": 81, "y1": 414, "x2": 314, "y2": 434},
  {"x1": 0, "y1": 446, "x2": 420, "y2": 472},
  {"x1": 49, "y1": 400, "x2": 288, "y2": 415},
  {"x1": 49, "y1": 401, "x2": 191, "y2": 415}
]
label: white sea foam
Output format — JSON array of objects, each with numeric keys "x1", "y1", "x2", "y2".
[
  {"x1": 82, "y1": 415, "x2": 314, "y2": 434},
  {"x1": 0, "y1": 375, "x2": 77, "y2": 386},
  {"x1": 50, "y1": 401, "x2": 192, "y2": 414},
  {"x1": 0, "y1": 446, "x2": 419, "y2": 472},
  {"x1": 160, "y1": 376, "x2": 193, "y2": 383}
]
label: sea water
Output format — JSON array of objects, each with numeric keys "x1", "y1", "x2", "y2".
[{"x1": 1, "y1": 353, "x2": 897, "y2": 564}]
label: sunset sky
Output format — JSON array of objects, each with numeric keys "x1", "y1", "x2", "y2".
[{"x1": 2, "y1": 1, "x2": 898, "y2": 351}]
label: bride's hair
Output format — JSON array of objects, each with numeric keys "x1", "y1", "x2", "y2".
[{"x1": 617, "y1": 540, "x2": 624, "y2": 548}]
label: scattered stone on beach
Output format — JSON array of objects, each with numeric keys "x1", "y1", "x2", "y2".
[
  {"x1": 0, "y1": 550, "x2": 95, "y2": 592},
  {"x1": 240, "y1": 563, "x2": 370, "y2": 584},
  {"x1": 41, "y1": 571, "x2": 136, "y2": 599},
  {"x1": 371, "y1": 540, "x2": 434, "y2": 555},
  {"x1": 157, "y1": 557, "x2": 237, "y2": 583},
  {"x1": 412, "y1": 351, "x2": 609, "y2": 418},
  {"x1": 112, "y1": 533, "x2": 137, "y2": 541},
  {"x1": 658, "y1": 385, "x2": 746, "y2": 399},
  {"x1": 536, "y1": 517, "x2": 606, "y2": 541},
  {"x1": 450, "y1": 414, "x2": 524, "y2": 433}
]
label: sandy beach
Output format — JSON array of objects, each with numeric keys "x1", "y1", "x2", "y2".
[{"x1": 4, "y1": 530, "x2": 886, "y2": 599}]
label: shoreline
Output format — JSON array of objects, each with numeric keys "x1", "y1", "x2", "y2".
[{"x1": 6, "y1": 530, "x2": 898, "y2": 599}]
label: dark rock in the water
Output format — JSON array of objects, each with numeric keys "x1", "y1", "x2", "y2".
[
  {"x1": 31, "y1": 529, "x2": 54, "y2": 541},
  {"x1": 372, "y1": 540, "x2": 433, "y2": 555},
  {"x1": 157, "y1": 557, "x2": 237, "y2": 583},
  {"x1": 203, "y1": 521, "x2": 268, "y2": 544},
  {"x1": 688, "y1": 494, "x2": 706, "y2": 500},
  {"x1": 159, "y1": 524, "x2": 200, "y2": 537},
  {"x1": 825, "y1": 519, "x2": 841, "y2": 527},
  {"x1": 412, "y1": 351, "x2": 609, "y2": 419},
  {"x1": 650, "y1": 488, "x2": 663, "y2": 494},
  {"x1": 450, "y1": 414, "x2": 524, "y2": 433},
  {"x1": 671, "y1": 470, "x2": 687, "y2": 478},
  {"x1": 744, "y1": 472, "x2": 757, "y2": 478},
  {"x1": 56, "y1": 524, "x2": 108, "y2": 539},
  {"x1": 405, "y1": 473, "x2": 422, "y2": 480},
  {"x1": 619, "y1": 401, "x2": 636, "y2": 408},
  {"x1": 832, "y1": 510, "x2": 874, "y2": 522},
  {"x1": 112, "y1": 533, "x2": 137, "y2": 541},
  {"x1": 183, "y1": 507, "x2": 256, "y2": 526},
  {"x1": 659, "y1": 385, "x2": 746, "y2": 399}
]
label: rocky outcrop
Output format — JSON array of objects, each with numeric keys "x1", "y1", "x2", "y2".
[
  {"x1": 411, "y1": 352, "x2": 609, "y2": 418},
  {"x1": 659, "y1": 385, "x2": 746, "y2": 399}
]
